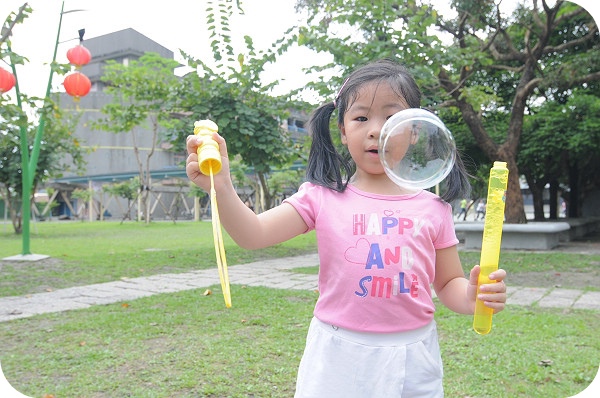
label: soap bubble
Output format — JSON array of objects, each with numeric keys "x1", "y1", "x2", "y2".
[{"x1": 379, "y1": 108, "x2": 456, "y2": 190}]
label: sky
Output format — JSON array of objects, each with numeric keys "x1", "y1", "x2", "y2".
[
  {"x1": 1, "y1": 0, "x2": 599, "y2": 101},
  {"x1": 1, "y1": 0, "x2": 330, "y2": 100}
]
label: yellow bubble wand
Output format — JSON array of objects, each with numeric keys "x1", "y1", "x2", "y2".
[
  {"x1": 473, "y1": 161, "x2": 509, "y2": 334},
  {"x1": 194, "y1": 120, "x2": 232, "y2": 308}
]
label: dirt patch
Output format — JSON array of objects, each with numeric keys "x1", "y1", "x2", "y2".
[{"x1": 0, "y1": 256, "x2": 64, "y2": 270}]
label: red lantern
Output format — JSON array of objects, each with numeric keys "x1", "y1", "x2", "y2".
[
  {"x1": 67, "y1": 44, "x2": 91, "y2": 68},
  {"x1": 0, "y1": 67, "x2": 16, "y2": 94},
  {"x1": 63, "y1": 72, "x2": 91, "y2": 101}
]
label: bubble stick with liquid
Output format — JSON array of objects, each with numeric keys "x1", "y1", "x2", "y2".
[
  {"x1": 194, "y1": 120, "x2": 231, "y2": 308},
  {"x1": 194, "y1": 120, "x2": 222, "y2": 175},
  {"x1": 473, "y1": 161, "x2": 509, "y2": 334}
]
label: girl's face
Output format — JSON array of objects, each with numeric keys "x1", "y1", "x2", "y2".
[{"x1": 340, "y1": 82, "x2": 410, "y2": 178}]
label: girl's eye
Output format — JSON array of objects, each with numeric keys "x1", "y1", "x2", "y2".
[{"x1": 356, "y1": 116, "x2": 368, "y2": 122}]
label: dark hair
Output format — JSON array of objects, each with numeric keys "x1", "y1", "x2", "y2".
[{"x1": 305, "y1": 58, "x2": 470, "y2": 202}]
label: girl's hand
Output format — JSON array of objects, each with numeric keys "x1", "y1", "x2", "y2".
[
  {"x1": 468, "y1": 266, "x2": 507, "y2": 314},
  {"x1": 185, "y1": 132, "x2": 231, "y2": 192}
]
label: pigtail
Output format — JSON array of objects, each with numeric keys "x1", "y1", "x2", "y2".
[
  {"x1": 306, "y1": 102, "x2": 353, "y2": 192},
  {"x1": 439, "y1": 150, "x2": 472, "y2": 203}
]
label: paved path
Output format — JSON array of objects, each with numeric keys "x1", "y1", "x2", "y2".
[{"x1": 1, "y1": 253, "x2": 599, "y2": 323}]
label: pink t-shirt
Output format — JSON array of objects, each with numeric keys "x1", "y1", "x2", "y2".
[{"x1": 284, "y1": 182, "x2": 459, "y2": 333}]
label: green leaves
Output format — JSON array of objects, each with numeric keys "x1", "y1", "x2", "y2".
[{"x1": 93, "y1": 53, "x2": 181, "y2": 134}]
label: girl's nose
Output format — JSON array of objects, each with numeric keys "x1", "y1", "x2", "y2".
[{"x1": 368, "y1": 125, "x2": 381, "y2": 139}]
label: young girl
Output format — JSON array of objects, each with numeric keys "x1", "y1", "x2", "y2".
[{"x1": 186, "y1": 59, "x2": 507, "y2": 397}]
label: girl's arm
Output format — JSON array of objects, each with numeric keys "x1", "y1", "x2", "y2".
[
  {"x1": 433, "y1": 246, "x2": 507, "y2": 315},
  {"x1": 186, "y1": 133, "x2": 308, "y2": 250}
]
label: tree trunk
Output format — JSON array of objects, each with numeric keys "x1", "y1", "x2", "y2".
[
  {"x1": 258, "y1": 172, "x2": 274, "y2": 211},
  {"x1": 549, "y1": 180, "x2": 559, "y2": 220},
  {"x1": 504, "y1": 161, "x2": 527, "y2": 223},
  {"x1": 525, "y1": 174, "x2": 546, "y2": 221},
  {"x1": 12, "y1": 209, "x2": 22, "y2": 235},
  {"x1": 568, "y1": 162, "x2": 580, "y2": 218}
]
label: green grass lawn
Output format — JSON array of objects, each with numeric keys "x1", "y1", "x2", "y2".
[
  {"x1": 1, "y1": 221, "x2": 599, "y2": 397},
  {"x1": 0, "y1": 287, "x2": 598, "y2": 397}
]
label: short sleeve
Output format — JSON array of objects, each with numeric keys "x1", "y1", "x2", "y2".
[
  {"x1": 283, "y1": 182, "x2": 322, "y2": 231},
  {"x1": 433, "y1": 201, "x2": 459, "y2": 250}
]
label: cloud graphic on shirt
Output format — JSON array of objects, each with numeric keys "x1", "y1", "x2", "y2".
[{"x1": 344, "y1": 238, "x2": 371, "y2": 264}]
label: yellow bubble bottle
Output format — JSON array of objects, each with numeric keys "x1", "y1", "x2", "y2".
[
  {"x1": 473, "y1": 161, "x2": 509, "y2": 335},
  {"x1": 194, "y1": 119, "x2": 222, "y2": 176}
]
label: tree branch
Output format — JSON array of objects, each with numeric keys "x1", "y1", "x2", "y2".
[
  {"x1": 543, "y1": 25, "x2": 599, "y2": 55},
  {"x1": 567, "y1": 70, "x2": 600, "y2": 86},
  {"x1": 529, "y1": 0, "x2": 559, "y2": 59},
  {"x1": 480, "y1": 1, "x2": 503, "y2": 52},
  {"x1": 554, "y1": 2, "x2": 585, "y2": 25},
  {"x1": 488, "y1": 27, "x2": 525, "y2": 61},
  {"x1": 489, "y1": 64, "x2": 525, "y2": 73},
  {"x1": 0, "y1": 3, "x2": 29, "y2": 45},
  {"x1": 515, "y1": 77, "x2": 543, "y2": 105}
]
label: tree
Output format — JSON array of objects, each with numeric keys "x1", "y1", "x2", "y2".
[
  {"x1": 102, "y1": 177, "x2": 140, "y2": 222},
  {"x1": 295, "y1": 0, "x2": 600, "y2": 223},
  {"x1": 92, "y1": 52, "x2": 181, "y2": 223},
  {"x1": 521, "y1": 89, "x2": 600, "y2": 219},
  {"x1": 0, "y1": 94, "x2": 85, "y2": 233}
]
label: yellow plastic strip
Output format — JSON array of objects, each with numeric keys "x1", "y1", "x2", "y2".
[{"x1": 209, "y1": 164, "x2": 232, "y2": 308}]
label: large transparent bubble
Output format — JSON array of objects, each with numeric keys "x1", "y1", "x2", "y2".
[{"x1": 379, "y1": 108, "x2": 456, "y2": 190}]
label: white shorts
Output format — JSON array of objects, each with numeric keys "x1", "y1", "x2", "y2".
[{"x1": 294, "y1": 317, "x2": 444, "y2": 398}]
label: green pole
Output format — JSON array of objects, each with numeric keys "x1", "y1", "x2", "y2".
[
  {"x1": 13, "y1": 68, "x2": 31, "y2": 255},
  {"x1": 28, "y1": 2, "x2": 65, "y2": 186},
  {"x1": 13, "y1": 1, "x2": 65, "y2": 255}
]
